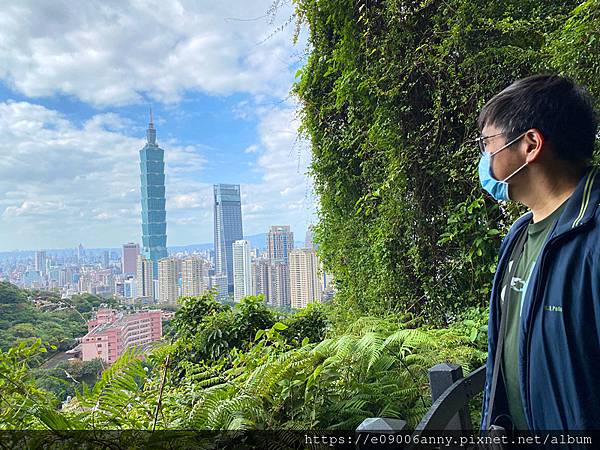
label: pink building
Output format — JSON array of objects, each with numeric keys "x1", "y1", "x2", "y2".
[
  {"x1": 86, "y1": 308, "x2": 117, "y2": 332},
  {"x1": 80, "y1": 309, "x2": 162, "y2": 364}
]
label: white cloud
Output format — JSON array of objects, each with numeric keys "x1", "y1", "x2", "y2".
[
  {"x1": 0, "y1": 2, "x2": 318, "y2": 250},
  {"x1": 0, "y1": 101, "x2": 208, "y2": 250},
  {"x1": 3, "y1": 200, "x2": 66, "y2": 218},
  {"x1": 0, "y1": 100, "x2": 317, "y2": 250},
  {"x1": 0, "y1": 0, "x2": 303, "y2": 106},
  {"x1": 170, "y1": 193, "x2": 205, "y2": 210},
  {"x1": 240, "y1": 104, "x2": 317, "y2": 238}
]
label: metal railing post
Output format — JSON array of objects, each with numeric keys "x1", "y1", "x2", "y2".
[{"x1": 428, "y1": 363, "x2": 471, "y2": 431}]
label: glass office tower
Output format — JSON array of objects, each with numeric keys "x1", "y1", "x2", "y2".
[
  {"x1": 140, "y1": 111, "x2": 168, "y2": 278},
  {"x1": 213, "y1": 184, "x2": 243, "y2": 293}
]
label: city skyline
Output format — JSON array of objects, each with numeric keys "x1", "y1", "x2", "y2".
[
  {"x1": 0, "y1": 230, "x2": 308, "y2": 256},
  {"x1": 0, "y1": 219, "x2": 332, "y2": 308},
  {"x1": 0, "y1": 2, "x2": 316, "y2": 252}
]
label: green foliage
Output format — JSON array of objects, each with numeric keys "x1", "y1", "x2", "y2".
[
  {"x1": 69, "y1": 293, "x2": 119, "y2": 314},
  {"x1": 0, "y1": 339, "x2": 60, "y2": 429},
  {"x1": 170, "y1": 293, "x2": 277, "y2": 370},
  {"x1": 18, "y1": 309, "x2": 484, "y2": 431},
  {"x1": 0, "y1": 281, "x2": 26, "y2": 304},
  {"x1": 0, "y1": 283, "x2": 94, "y2": 354},
  {"x1": 292, "y1": 0, "x2": 598, "y2": 323},
  {"x1": 5, "y1": 0, "x2": 600, "y2": 434},
  {"x1": 548, "y1": 1, "x2": 600, "y2": 105},
  {"x1": 281, "y1": 302, "x2": 330, "y2": 344},
  {"x1": 33, "y1": 358, "x2": 103, "y2": 402},
  {"x1": 0, "y1": 300, "x2": 488, "y2": 432}
]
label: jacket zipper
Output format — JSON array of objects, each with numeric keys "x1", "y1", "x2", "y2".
[
  {"x1": 523, "y1": 229, "x2": 577, "y2": 429},
  {"x1": 524, "y1": 250, "x2": 546, "y2": 430}
]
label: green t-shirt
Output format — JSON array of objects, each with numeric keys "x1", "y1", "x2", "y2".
[{"x1": 500, "y1": 200, "x2": 568, "y2": 430}]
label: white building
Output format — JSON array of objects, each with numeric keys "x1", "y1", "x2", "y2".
[
  {"x1": 233, "y1": 240, "x2": 252, "y2": 302},
  {"x1": 181, "y1": 257, "x2": 206, "y2": 297},
  {"x1": 158, "y1": 257, "x2": 179, "y2": 304},
  {"x1": 136, "y1": 255, "x2": 154, "y2": 302},
  {"x1": 289, "y1": 248, "x2": 321, "y2": 309},
  {"x1": 35, "y1": 250, "x2": 46, "y2": 276}
]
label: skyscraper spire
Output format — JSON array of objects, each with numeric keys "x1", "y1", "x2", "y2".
[
  {"x1": 139, "y1": 107, "x2": 167, "y2": 281},
  {"x1": 146, "y1": 107, "x2": 156, "y2": 145}
]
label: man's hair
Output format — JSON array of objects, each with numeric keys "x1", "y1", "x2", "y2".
[{"x1": 477, "y1": 74, "x2": 598, "y2": 163}]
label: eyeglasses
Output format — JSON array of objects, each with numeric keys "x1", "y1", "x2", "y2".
[
  {"x1": 474, "y1": 131, "x2": 527, "y2": 156},
  {"x1": 474, "y1": 132, "x2": 505, "y2": 155}
]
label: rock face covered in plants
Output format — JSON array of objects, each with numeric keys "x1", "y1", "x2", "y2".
[{"x1": 293, "y1": 0, "x2": 599, "y2": 323}]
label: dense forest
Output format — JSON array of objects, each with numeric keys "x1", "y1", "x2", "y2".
[{"x1": 1, "y1": 0, "x2": 600, "y2": 444}]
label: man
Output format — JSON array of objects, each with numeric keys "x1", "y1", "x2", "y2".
[{"x1": 477, "y1": 74, "x2": 600, "y2": 431}]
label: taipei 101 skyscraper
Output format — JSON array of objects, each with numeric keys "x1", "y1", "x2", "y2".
[{"x1": 139, "y1": 110, "x2": 168, "y2": 277}]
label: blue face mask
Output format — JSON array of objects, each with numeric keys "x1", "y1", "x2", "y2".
[
  {"x1": 477, "y1": 132, "x2": 528, "y2": 201},
  {"x1": 478, "y1": 151, "x2": 510, "y2": 200}
]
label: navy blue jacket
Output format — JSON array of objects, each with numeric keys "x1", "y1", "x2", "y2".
[{"x1": 481, "y1": 166, "x2": 600, "y2": 431}]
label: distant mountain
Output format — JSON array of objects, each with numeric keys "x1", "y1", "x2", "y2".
[
  {"x1": 0, "y1": 233, "x2": 307, "y2": 258},
  {"x1": 167, "y1": 233, "x2": 306, "y2": 254},
  {"x1": 242, "y1": 233, "x2": 306, "y2": 252},
  {"x1": 167, "y1": 243, "x2": 213, "y2": 253},
  {"x1": 168, "y1": 233, "x2": 267, "y2": 254}
]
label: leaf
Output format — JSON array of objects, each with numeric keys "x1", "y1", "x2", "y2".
[{"x1": 469, "y1": 329, "x2": 478, "y2": 343}]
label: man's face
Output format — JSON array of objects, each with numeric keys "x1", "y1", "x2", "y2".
[{"x1": 481, "y1": 123, "x2": 528, "y2": 183}]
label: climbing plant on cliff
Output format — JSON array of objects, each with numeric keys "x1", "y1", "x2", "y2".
[{"x1": 293, "y1": 0, "x2": 597, "y2": 323}]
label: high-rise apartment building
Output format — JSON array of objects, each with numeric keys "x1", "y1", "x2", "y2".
[
  {"x1": 102, "y1": 250, "x2": 110, "y2": 269},
  {"x1": 289, "y1": 248, "x2": 322, "y2": 309},
  {"x1": 213, "y1": 184, "x2": 243, "y2": 292},
  {"x1": 232, "y1": 240, "x2": 252, "y2": 302},
  {"x1": 252, "y1": 257, "x2": 270, "y2": 301},
  {"x1": 122, "y1": 243, "x2": 140, "y2": 276},
  {"x1": 140, "y1": 111, "x2": 168, "y2": 278},
  {"x1": 181, "y1": 257, "x2": 206, "y2": 297},
  {"x1": 58, "y1": 269, "x2": 68, "y2": 287},
  {"x1": 267, "y1": 226, "x2": 294, "y2": 263},
  {"x1": 268, "y1": 259, "x2": 290, "y2": 308},
  {"x1": 35, "y1": 250, "x2": 46, "y2": 275},
  {"x1": 209, "y1": 274, "x2": 229, "y2": 302},
  {"x1": 158, "y1": 257, "x2": 179, "y2": 304},
  {"x1": 77, "y1": 244, "x2": 85, "y2": 263},
  {"x1": 136, "y1": 255, "x2": 154, "y2": 301}
]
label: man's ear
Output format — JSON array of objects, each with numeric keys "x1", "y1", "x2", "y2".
[{"x1": 524, "y1": 128, "x2": 544, "y2": 163}]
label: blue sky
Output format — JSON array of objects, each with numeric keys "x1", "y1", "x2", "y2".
[{"x1": 0, "y1": 1, "x2": 316, "y2": 251}]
